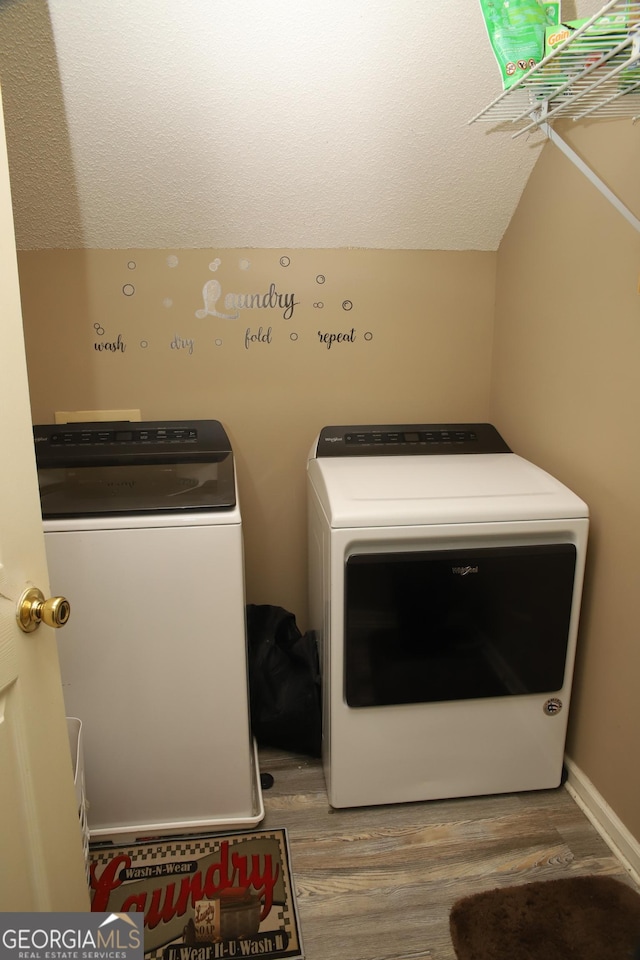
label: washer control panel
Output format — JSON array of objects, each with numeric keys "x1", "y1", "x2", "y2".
[
  {"x1": 46, "y1": 426, "x2": 198, "y2": 446},
  {"x1": 34, "y1": 419, "x2": 231, "y2": 467}
]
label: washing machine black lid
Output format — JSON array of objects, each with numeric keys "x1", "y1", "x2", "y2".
[
  {"x1": 314, "y1": 423, "x2": 511, "y2": 457},
  {"x1": 33, "y1": 419, "x2": 236, "y2": 517}
]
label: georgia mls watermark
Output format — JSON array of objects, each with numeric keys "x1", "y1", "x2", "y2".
[{"x1": 0, "y1": 913, "x2": 144, "y2": 960}]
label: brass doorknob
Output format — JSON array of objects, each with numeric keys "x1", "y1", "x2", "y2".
[{"x1": 17, "y1": 586, "x2": 71, "y2": 633}]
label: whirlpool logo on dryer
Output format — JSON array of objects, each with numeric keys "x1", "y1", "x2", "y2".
[{"x1": 451, "y1": 565, "x2": 479, "y2": 576}]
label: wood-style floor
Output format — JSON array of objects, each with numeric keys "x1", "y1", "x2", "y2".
[{"x1": 257, "y1": 746, "x2": 638, "y2": 960}]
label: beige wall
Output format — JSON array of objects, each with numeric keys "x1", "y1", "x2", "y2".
[
  {"x1": 491, "y1": 120, "x2": 640, "y2": 842},
  {"x1": 19, "y1": 247, "x2": 496, "y2": 626}
]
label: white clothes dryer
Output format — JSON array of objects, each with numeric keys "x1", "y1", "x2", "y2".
[
  {"x1": 307, "y1": 423, "x2": 589, "y2": 809},
  {"x1": 34, "y1": 419, "x2": 264, "y2": 839}
]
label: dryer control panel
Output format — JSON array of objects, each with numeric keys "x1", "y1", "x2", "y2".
[{"x1": 314, "y1": 423, "x2": 511, "y2": 457}]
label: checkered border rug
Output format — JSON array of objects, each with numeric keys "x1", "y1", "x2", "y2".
[{"x1": 89, "y1": 828, "x2": 303, "y2": 960}]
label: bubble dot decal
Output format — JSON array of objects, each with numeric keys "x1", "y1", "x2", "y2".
[
  {"x1": 313, "y1": 302, "x2": 324, "y2": 309},
  {"x1": 123, "y1": 284, "x2": 135, "y2": 297},
  {"x1": 166, "y1": 256, "x2": 179, "y2": 268},
  {"x1": 342, "y1": 300, "x2": 353, "y2": 311},
  {"x1": 127, "y1": 261, "x2": 136, "y2": 270},
  {"x1": 140, "y1": 340, "x2": 149, "y2": 349},
  {"x1": 316, "y1": 275, "x2": 326, "y2": 284},
  {"x1": 163, "y1": 298, "x2": 173, "y2": 308},
  {"x1": 209, "y1": 259, "x2": 221, "y2": 272},
  {"x1": 280, "y1": 256, "x2": 291, "y2": 267},
  {"x1": 290, "y1": 332, "x2": 298, "y2": 341},
  {"x1": 364, "y1": 331, "x2": 373, "y2": 341},
  {"x1": 239, "y1": 259, "x2": 250, "y2": 270},
  {"x1": 94, "y1": 323, "x2": 105, "y2": 336}
]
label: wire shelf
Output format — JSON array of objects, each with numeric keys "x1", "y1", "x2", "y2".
[{"x1": 470, "y1": 0, "x2": 640, "y2": 135}]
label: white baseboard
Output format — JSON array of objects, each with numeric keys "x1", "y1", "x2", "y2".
[{"x1": 564, "y1": 756, "x2": 640, "y2": 885}]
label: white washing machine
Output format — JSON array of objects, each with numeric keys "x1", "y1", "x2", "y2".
[
  {"x1": 307, "y1": 423, "x2": 589, "y2": 809},
  {"x1": 34, "y1": 419, "x2": 263, "y2": 840}
]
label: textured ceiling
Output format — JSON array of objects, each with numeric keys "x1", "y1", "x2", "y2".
[{"x1": 0, "y1": 0, "x2": 601, "y2": 251}]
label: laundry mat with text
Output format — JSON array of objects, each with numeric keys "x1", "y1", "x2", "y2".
[{"x1": 89, "y1": 829, "x2": 303, "y2": 960}]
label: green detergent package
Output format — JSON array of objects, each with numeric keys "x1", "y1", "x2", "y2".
[
  {"x1": 545, "y1": 12, "x2": 640, "y2": 90},
  {"x1": 479, "y1": 0, "x2": 561, "y2": 88}
]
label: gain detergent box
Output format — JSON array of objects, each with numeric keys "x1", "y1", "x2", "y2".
[
  {"x1": 545, "y1": 14, "x2": 630, "y2": 57},
  {"x1": 544, "y1": 12, "x2": 638, "y2": 87}
]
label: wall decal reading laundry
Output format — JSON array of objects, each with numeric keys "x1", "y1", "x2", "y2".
[
  {"x1": 104, "y1": 254, "x2": 370, "y2": 356},
  {"x1": 195, "y1": 280, "x2": 298, "y2": 321}
]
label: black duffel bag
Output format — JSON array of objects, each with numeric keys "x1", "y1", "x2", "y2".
[{"x1": 246, "y1": 604, "x2": 322, "y2": 757}]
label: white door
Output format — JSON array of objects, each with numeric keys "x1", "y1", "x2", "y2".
[{"x1": 0, "y1": 85, "x2": 90, "y2": 910}]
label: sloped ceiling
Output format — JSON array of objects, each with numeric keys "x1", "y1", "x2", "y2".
[{"x1": 0, "y1": 0, "x2": 600, "y2": 251}]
